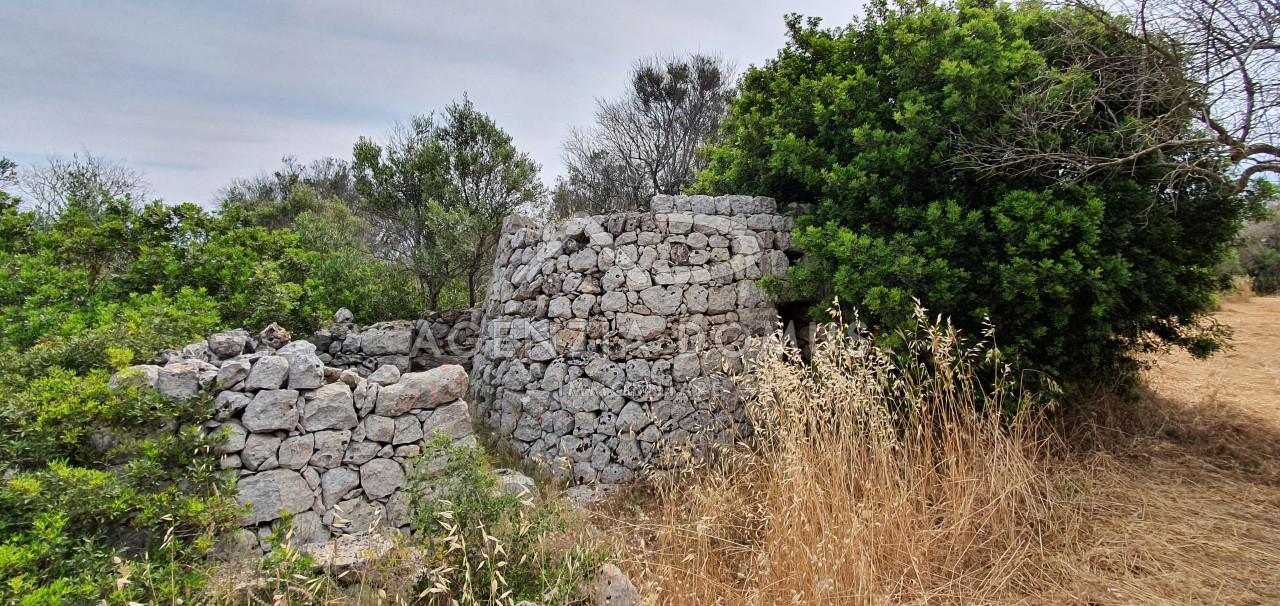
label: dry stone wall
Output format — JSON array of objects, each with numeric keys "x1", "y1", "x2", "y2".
[
  {"x1": 470, "y1": 194, "x2": 798, "y2": 483},
  {"x1": 309, "y1": 309, "x2": 483, "y2": 376},
  {"x1": 114, "y1": 324, "x2": 477, "y2": 548}
]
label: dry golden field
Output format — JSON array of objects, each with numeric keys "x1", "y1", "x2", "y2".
[
  {"x1": 606, "y1": 297, "x2": 1280, "y2": 605},
  {"x1": 1044, "y1": 295, "x2": 1280, "y2": 605}
]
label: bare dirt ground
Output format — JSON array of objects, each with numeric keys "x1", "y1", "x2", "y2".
[
  {"x1": 1151, "y1": 296, "x2": 1280, "y2": 431},
  {"x1": 1044, "y1": 296, "x2": 1280, "y2": 605}
]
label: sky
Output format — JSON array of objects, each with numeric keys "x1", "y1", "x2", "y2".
[{"x1": 1, "y1": 0, "x2": 860, "y2": 207}]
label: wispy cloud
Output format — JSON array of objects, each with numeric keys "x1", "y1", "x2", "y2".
[{"x1": 1, "y1": 0, "x2": 859, "y2": 206}]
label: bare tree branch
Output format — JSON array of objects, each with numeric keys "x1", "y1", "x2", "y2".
[
  {"x1": 956, "y1": 0, "x2": 1278, "y2": 194},
  {"x1": 17, "y1": 150, "x2": 149, "y2": 221},
  {"x1": 555, "y1": 53, "x2": 735, "y2": 215}
]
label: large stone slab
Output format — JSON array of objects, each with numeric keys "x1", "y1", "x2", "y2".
[
  {"x1": 157, "y1": 361, "x2": 200, "y2": 400},
  {"x1": 242, "y1": 389, "x2": 300, "y2": 432},
  {"x1": 360, "y1": 458, "x2": 404, "y2": 500},
  {"x1": 361, "y1": 321, "x2": 414, "y2": 356},
  {"x1": 302, "y1": 383, "x2": 357, "y2": 431},
  {"x1": 237, "y1": 469, "x2": 313, "y2": 524},
  {"x1": 374, "y1": 365, "x2": 468, "y2": 416},
  {"x1": 423, "y1": 400, "x2": 473, "y2": 440},
  {"x1": 244, "y1": 355, "x2": 289, "y2": 391}
]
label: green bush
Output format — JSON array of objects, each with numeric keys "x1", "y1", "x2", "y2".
[
  {"x1": 0, "y1": 375, "x2": 237, "y2": 605},
  {"x1": 694, "y1": 1, "x2": 1252, "y2": 384},
  {"x1": 119, "y1": 202, "x2": 321, "y2": 333},
  {"x1": 0, "y1": 196, "x2": 320, "y2": 340},
  {"x1": 408, "y1": 436, "x2": 608, "y2": 605},
  {"x1": 1236, "y1": 211, "x2": 1280, "y2": 294},
  {"x1": 1, "y1": 288, "x2": 221, "y2": 377},
  {"x1": 0, "y1": 192, "x2": 248, "y2": 603},
  {"x1": 0, "y1": 176, "x2": 438, "y2": 602},
  {"x1": 289, "y1": 189, "x2": 427, "y2": 324}
]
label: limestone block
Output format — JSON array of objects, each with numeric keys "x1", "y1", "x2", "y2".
[
  {"x1": 342, "y1": 440, "x2": 381, "y2": 466},
  {"x1": 212, "y1": 420, "x2": 247, "y2": 454},
  {"x1": 571, "y1": 294, "x2": 596, "y2": 318},
  {"x1": 288, "y1": 353, "x2": 325, "y2": 390},
  {"x1": 624, "y1": 267, "x2": 652, "y2": 291},
  {"x1": 207, "y1": 331, "x2": 248, "y2": 358},
  {"x1": 302, "y1": 383, "x2": 357, "y2": 431},
  {"x1": 672, "y1": 353, "x2": 702, "y2": 382},
  {"x1": 258, "y1": 323, "x2": 292, "y2": 349},
  {"x1": 602, "y1": 267, "x2": 626, "y2": 291},
  {"x1": 157, "y1": 361, "x2": 201, "y2": 400},
  {"x1": 242, "y1": 389, "x2": 300, "y2": 432},
  {"x1": 374, "y1": 365, "x2": 468, "y2": 416},
  {"x1": 277, "y1": 341, "x2": 317, "y2": 358},
  {"x1": 639, "y1": 286, "x2": 682, "y2": 315},
  {"x1": 559, "y1": 378, "x2": 602, "y2": 414},
  {"x1": 238, "y1": 469, "x2": 313, "y2": 525},
  {"x1": 707, "y1": 286, "x2": 737, "y2": 315},
  {"x1": 360, "y1": 459, "x2": 404, "y2": 500},
  {"x1": 217, "y1": 358, "x2": 251, "y2": 389},
  {"x1": 310, "y1": 430, "x2": 352, "y2": 469},
  {"x1": 241, "y1": 432, "x2": 283, "y2": 471},
  {"x1": 244, "y1": 356, "x2": 289, "y2": 391},
  {"x1": 367, "y1": 364, "x2": 400, "y2": 386},
  {"x1": 361, "y1": 322, "x2": 414, "y2": 356},
  {"x1": 278, "y1": 434, "x2": 315, "y2": 470},
  {"x1": 321, "y1": 467, "x2": 360, "y2": 507},
  {"x1": 364, "y1": 415, "x2": 395, "y2": 443},
  {"x1": 213, "y1": 391, "x2": 252, "y2": 421},
  {"x1": 569, "y1": 248, "x2": 597, "y2": 271},
  {"x1": 616, "y1": 313, "x2": 666, "y2": 341},
  {"x1": 423, "y1": 400, "x2": 473, "y2": 440},
  {"x1": 392, "y1": 414, "x2": 424, "y2": 445}
]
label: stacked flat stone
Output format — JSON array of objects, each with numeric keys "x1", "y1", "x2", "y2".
[
  {"x1": 311, "y1": 309, "x2": 483, "y2": 376},
  {"x1": 470, "y1": 194, "x2": 797, "y2": 483},
  {"x1": 112, "y1": 323, "x2": 476, "y2": 548}
]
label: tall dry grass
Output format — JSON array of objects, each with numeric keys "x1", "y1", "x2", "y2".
[{"x1": 613, "y1": 308, "x2": 1059, "y2": 605}]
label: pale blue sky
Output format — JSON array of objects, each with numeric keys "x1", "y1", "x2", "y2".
[{"x1": 1, "y1": 1, "x2": 859, "y2": 206}]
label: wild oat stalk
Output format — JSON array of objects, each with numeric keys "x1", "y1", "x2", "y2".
[{"x1": 622, "y1": 304, "x2": 1055, "y2": 605}]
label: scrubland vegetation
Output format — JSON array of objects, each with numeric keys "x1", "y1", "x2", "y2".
[
  {"x1": 615, "y1": 310, "x2": 1052, "y2": 604},
  {"x1": 1, "y1": 0, "x2": 1278, "y2": 603},
  {"x1": 597, "y1": 298, "x2": 1280, "y2": 604}
]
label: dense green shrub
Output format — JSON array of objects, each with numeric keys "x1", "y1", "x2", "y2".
[
  {"x1": 1, "y1": 288, "x2": 220, "y2": 377},
  {"x1": 694, "y1": 0, "x2": 1254, "y2": 384},
  {"x1": 0, "y1": 193, "x2": 260, "y2": 603},
  {"x1": 0, "y1": 367, "x2": 238, "y2": 605},
  {"x1": 0, "y1": 177, "x2": 446, "y2": 601},
  {"x1": 289, "y1": 188, "x2": 427, "y2": 323},
  {"x1": 1235, "y1": 209, "x2": 1280, "y2": 294},
  {"x1": 408, "y1": 436, "x2": 607, "y2": 605},
  {"x1": 222, "y1": 156, "x2": 437, "y2": 322},
  {"x1": 1, "y1": 197, "x2": 318, "y2": 340}
]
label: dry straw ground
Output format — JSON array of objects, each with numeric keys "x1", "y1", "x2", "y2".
[{"x1": 602, "y1": 297, "x2": 1280, "y2": 605}]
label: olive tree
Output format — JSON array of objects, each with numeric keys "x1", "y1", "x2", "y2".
[{"x1": 353, "y1": 98, "x2": 545, "y2": 308}]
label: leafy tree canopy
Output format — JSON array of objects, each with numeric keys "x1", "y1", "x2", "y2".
[{"x1": 353, "y1": 97, "x2": 545, "y2": 307}]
